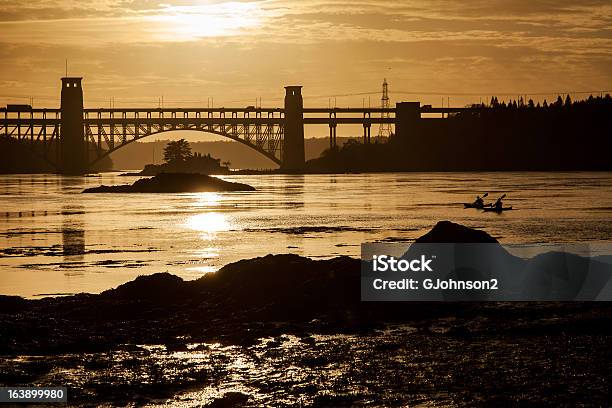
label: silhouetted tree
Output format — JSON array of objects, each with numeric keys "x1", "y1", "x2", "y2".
[
  {"x1": 470, "y1": 94, "x2": 610, "y2": 114},
  {"x1": 163, "y1": 139, "x2": 192, "y2": 163}
]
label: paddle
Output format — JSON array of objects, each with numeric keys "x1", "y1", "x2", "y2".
[
  {"x1": 481, "y1": 192, "x2": 492, "y2": 207},
  {"x1": 464, "y1": 192, "x2": 491, "y2": 208},
  {"x1": 492, "y1": 194, "x2": 507, "y2": 209}
]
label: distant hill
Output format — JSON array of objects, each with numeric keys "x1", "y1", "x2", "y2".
[{"x1": 108, "y1": 137, "x2": 353, "y2": 171}]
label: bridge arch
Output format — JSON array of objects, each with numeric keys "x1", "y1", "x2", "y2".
[{"x1": 87, "y1": 127, "x2": 282, "y2": 169}]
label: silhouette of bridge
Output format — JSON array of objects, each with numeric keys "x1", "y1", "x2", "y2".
[{"x1": 1, "y1": 78, "x2": 473, "y2": 174}]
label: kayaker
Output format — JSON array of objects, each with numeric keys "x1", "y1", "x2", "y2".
[
  {"x1": 473, "y1": 195, "x2": 484, "y2": 208},
  {"x1": 494, "y1": 196, "x2": 504, "y2": 210}
]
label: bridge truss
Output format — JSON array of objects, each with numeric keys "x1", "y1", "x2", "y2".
[
  {"x1": 0, "y1": 109, "x2": 61, "y2": 164},
  {"x1": 1, "y1": 108, "x2": 285, "y2": 167},
  {"x1": 83, "y1": 108, "x2": 285, "y2": 166}
]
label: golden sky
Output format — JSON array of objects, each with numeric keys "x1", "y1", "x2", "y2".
[{"x1": 0, "y1": 0, "x2": 611, "y2": 110}]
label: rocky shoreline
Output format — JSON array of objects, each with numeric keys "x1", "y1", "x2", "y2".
[{"x1": 1, "y1": 221, "x2": 610, "y2": 406}]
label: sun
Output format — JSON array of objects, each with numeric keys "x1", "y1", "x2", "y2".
[{"x1": 148, "y1": 2, "x2": 264, "y2": 41}]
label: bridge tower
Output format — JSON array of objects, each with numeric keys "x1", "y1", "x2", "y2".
[
  {"x1": 395, "y1": 101, "x2": 421, "y2": 141},
  {"x1": 59, "y1": 77, "x2": 87, "y2": 174},
  {"x1": 282, "y1": 86, "x2": 305, "y2": 170}
]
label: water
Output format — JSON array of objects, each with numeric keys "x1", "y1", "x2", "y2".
[{"x1": 1, "y1": 172, "x2": 611, "y2": 298}]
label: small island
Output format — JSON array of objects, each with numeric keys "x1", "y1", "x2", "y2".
[
  {"x1": 83, "y1": 172, "x2": 255, "y2": 193},
  {"x1": 123, "y1": 139, "x2": 231, "y2": 176}
]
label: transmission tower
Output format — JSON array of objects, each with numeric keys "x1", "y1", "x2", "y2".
[{"x1": 378, "y1": 78, "x2": 393, "y2": 138}]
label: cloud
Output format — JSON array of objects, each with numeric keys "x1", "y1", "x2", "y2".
[{"x1": 0, "y1": 0, "x2": 610, "y2": 109}]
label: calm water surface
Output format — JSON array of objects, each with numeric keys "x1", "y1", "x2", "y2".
[{"x1": 1, "y1": 172, "x2": 611, "y2": 297}]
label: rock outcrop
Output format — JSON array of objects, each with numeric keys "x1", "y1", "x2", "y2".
[{"x1": 83, "y1": 173, "x2": 255, "y2": 193}]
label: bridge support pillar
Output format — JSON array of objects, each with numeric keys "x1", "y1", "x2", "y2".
[
  {"x1": 329, "y1": 124, "x2": 337, "y2": 149},
  {"x1": 395, "y1": 102, "x2": 420, "y2": 142},
  {"x1": 282, "y1": 86, "x2": 305, "y2": 170},
  {"x1": 59, "y1": 77, "x2": 88, "y2": 174},
  {"x1": 363, "y1": 124, "x2": 371, "y2": 144}
]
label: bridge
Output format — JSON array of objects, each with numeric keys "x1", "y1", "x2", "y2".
[{"x1": 1, "y1": 77, "x2": 472, "y2": 174}]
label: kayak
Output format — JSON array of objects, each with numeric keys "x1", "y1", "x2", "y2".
[
  {"x1": 463, "y1": 203, "x2": 492, "y2": 209},
  {"x1": 483, "y1": 206, "x2": 513, "y2": 213}
]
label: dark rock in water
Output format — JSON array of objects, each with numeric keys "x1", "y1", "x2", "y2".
[
  {"x1": 102, "y1": 272, "x2": 192, "y2": 303},
  {"x1": 311, "y1": 394, "x2": 362, "y2": 407},
  {"x1": 415, "y1": 220, "x2": 499, "y2": 243},
  {"x1": 206, "y1": 392, "x2": 250, "y2": 408},
  {"x1": 189, "y1": 254, "x2": 364, "y2": 321},
  {"x1": 522, "y1": 252, "x2": 612, "y2": 301},
  {"x1": 407, "y1": 221, "x2": 514, "y2": 275},
  {"x1": 82, "y1": 173, "x2": 255, "y2": 193},
  {"x1": 0, "y1": 295, "x2": 30, "y2": 314}
]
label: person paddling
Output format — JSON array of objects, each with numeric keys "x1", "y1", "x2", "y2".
[
  {"x1": 473, "y1": 192, "x2": 488, "y2": 208},
  {"x1": 494, "y1": 194, "x2": 506, "y2": 210}
]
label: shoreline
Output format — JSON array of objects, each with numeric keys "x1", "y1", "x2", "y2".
[
  {"x1": 1, "y1": 221, "x2": 611, "y2": 406},
  {"x1": 3, "y1": 169, "x2": 612, "y2": 176},
  {"x1": 2, "y1": 221, "x2": 610, "y2": 347}
]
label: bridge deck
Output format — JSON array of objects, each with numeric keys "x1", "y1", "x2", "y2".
[
  {"x1": 2, "y1": 106, "x2": 476, "y2": 115},
  {"x1": 1, "y1": 117, "x2": 396, "y2": 126}
]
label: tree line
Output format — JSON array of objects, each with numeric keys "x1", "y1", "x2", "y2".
[{"x1": 467, "y1": 93, "x2": 612, "y2": 110}]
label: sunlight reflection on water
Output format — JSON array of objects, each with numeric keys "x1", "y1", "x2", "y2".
[
  {"x1": 190, "y1": 192, "x2": 222, "y2": 207},
  {"x1": 1, "y1": 172, "x2": 611, "y2": 297},
  {"x1": 184, "y1": 212, "x2": 231, "y2": 235},
  {"x1": 186, "y1": 265, "x2": 217, "y2": 274}
]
